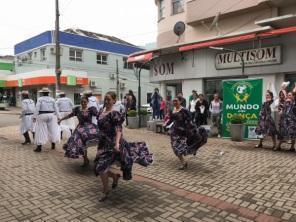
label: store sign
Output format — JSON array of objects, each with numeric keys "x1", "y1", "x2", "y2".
[
  {"x1": 222, "y1": 79, "x2": 263, "y2": 139},
  {"x1": 153, "y1": 62, "x2": 174, "y2": 76},
  {"x1": 215, "y1": 46, "x2": 281, "y2": 69}
]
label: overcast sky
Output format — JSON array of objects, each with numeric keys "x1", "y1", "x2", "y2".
[{"x1": 0, "y1": 0, "x2": 157, "y2": 56}]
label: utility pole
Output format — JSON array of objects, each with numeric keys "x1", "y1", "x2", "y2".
[
  {"x1": 55, "y1": 0, "x2": 61, "y2": 92},
  {"x1": 116, "y1": 60, "x2": 119, "y2": 98}
]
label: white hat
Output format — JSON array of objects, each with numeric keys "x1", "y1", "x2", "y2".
[
  {"x1": 83, "y1": 89, "x2": 92, "y2": 95},
  {"x1": 38, "y1": 87, "x2": 51, "y2": 93},
  {"x1": 20, "y1": 90, "x2": 29, "y2": 95},
  {"x1": 59, "y1": 91, "x2": 66, "y2": 95}
]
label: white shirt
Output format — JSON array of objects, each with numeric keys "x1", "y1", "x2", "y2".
[
  {"x1": 56, "y1": 97, "x2": 74, "y2": 112},
  {"x1": 113, "y1": 101, "x2": 126, "y2": 114},
  {"x1": 210, "y1": 100, "x2": 222, "y2": 115},
  {"x1": 34, "y1": 96, "x2": 60, "y2": 118},
  {"x1": 88, "y1": 96, "x2": 99, "y2": 110},
  {"x1": 21, "y1": 99, "x2": 35, "y2": 115},
  {"x1": 190, "y1": 99, "x2": 198, "y2": 112}
]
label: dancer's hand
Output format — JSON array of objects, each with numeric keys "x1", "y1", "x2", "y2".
[{"x1": 33, "y1": 118, "x2": 36, "y2": 123}]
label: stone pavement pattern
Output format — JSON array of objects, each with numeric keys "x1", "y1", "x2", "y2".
[{"x1": 0, "y1": 123, "x2": 295, "y2": 222}]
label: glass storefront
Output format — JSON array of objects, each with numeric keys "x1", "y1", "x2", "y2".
[{"x1": 285, "y1": 74, "x2": 296, "y2": 92}]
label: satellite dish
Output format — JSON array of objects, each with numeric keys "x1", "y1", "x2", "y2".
[{"x1": 174, "y1": 21, "x2": 186, "y2": 37}]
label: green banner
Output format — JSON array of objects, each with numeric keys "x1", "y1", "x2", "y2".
[
  {"x1": 67, "y1": 76, "x2": 76, "y2": 86},
  {"x1": 222, "y1": 79, "x2": 263, "y2": 139},
  {"x1": 0, "y1": 62, "x2": 13, "y2": 71},
  {"x1": 0, "y1": 80, "x2": 6, "y2": 88}
]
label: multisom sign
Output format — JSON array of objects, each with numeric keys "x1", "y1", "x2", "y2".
[
  {"x1": 215, "y1": 46, "x2": 281, "y2": 69},
  {"x1": 153, "y1": 63, "x2": 174, "y2": 76}
]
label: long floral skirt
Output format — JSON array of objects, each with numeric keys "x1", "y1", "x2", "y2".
[
  {"x1": 63, "y1": 123, "x2": 99, "y2": 159},
  {"x1": 94, "y1": 138, "x2": 153, "y2": 180},
  {"x1": 170, "y1": 127, "x2": 208, "y2": 156}
]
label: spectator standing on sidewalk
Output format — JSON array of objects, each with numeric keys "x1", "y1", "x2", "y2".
[
  {"x1": 151, "y1": 88, "x2": 161, "y2": 119},
  {"x1": 160, "y1": 97, "x2": 166, "y2": 119},
  {"x1": 195, "y1": 94, "x2": 209, "y2": 127},
  {"x1": 209, "y1": 93, "x2": 223, "y2": 137},
  {"x1": 125, "y1": 90, "x2": 137, "y2": 126},
  {"x1": 188, "y1": 91, "x2": 199, "y2": 122}
]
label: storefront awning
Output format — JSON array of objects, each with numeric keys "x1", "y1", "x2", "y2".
[
  {"x1": 127, "y1": 52, "x2": 153, "y2": 63},
  {"x1": 179, "y1": 26, "x2": 296, "y2": 52}
]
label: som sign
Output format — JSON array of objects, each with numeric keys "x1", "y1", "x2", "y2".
[{"x1": 153, "y1": 63, "x2": 174, "y2": 76}]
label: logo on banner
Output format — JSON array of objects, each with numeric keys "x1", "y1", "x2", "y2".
[{"x1": 231, "y1": 81, "x2": 253, "y2": 103}]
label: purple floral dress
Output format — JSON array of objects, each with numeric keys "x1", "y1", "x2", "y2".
[
  {"x1": 255, "y1": 101, "x2": 277, "y2": 137},
  {"x1": 63, "y1": 106, "x2": 99, "y2": 158},
  {"x1": 278, "y1": 101, "x2": 296, "y2": 140},
  {"x1": 94, "y1": 110, "x2": 153, "y2": 180},
  {"x1": 167, "y1": 108, "x2": 208, "y2": 157}
]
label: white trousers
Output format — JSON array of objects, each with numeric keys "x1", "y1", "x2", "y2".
[
  {"x1": 20, "y1": 115, "x2": 35, "y2": 135},
  {"x1": 35, "y1": 114, "x2": 60, "y2": 145}
]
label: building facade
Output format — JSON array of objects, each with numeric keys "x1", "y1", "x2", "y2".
[
  {"x1": 129, "y1": 0, "x2": 296, "y2": 102},
  {"x1": 1, "y1": 29, "x2": 157, "y2": 106}
]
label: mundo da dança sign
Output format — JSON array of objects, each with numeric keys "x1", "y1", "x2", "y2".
[
  {"x1": 215, "y1": 46, "x2": 281, "y2": 69},
  {"x1": 222, "y1": 79, "x2": 263, "y2": 139}
]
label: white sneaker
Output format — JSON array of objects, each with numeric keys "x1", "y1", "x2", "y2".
[{"x1": 218, "y1": 134, "x2": 221, "y2": 138}]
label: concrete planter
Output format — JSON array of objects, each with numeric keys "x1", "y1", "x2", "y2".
[
  {"x1": 127, "y1": 116, "x2": 139, "y2": 129},
  {"x1": 230, "y1": 124, "x2": 244, "y2": 142}
]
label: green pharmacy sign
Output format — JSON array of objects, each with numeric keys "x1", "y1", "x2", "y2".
[
  {"x1": 222, "y1": 79, "x2": 263, "y2": 139},
  {"x1": 67, "y1": 76, "x2": 76, "y2": 86}
]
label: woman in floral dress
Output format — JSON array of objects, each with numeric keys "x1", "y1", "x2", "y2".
[
  {"x1": 276, "y1": 91, "x2": 296, "y2": 151},
  {"x1": 94, "y1": 92, "x2": 153, "y2": 202},
  {"x1": 58, "y1": 97, "x2": 99, "y2": 166},
  {"x1": 255, "y1": 90, "x2": 277, "y2": 149},
  {"x1": 165, "y1": 96, "x2": 208, "y2": 170}
]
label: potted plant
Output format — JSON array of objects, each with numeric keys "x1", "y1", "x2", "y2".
[
  {"x1": 230, "y1": 114, "x2": 245, "y2": 142},
  {"x1": 127, "y1": 110, "x2": 139, "y2": 129},
  {"x1": 139, "y1": 109, "x2": 148, "y2": 128}
]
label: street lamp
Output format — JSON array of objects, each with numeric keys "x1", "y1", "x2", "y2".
[
  {"x1": 134, "y1": 56, "x2": 158, "y2": 128},
  {"x1": 209, "y1": 46, "x2": 245, "y2": 76}
]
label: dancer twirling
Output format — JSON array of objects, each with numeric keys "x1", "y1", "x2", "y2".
[
  {"x1": 255, "y1": 90, "x2": 277, "y2": 149},
  {"x1": 58, "y1": 97, "x2": 100, "y2": 166},
  {"x1": 20, "y1": 90, "x2": 36, "y2": 145},
  {"x1": 276, "y1": 91, "x2": 296, "y2": 151},
  {"x1": 94, "y1": 92, "x2": 153, "y2": 202},
  {"x1": 164, "y1": 96, "x2": 208, "y2": 170}
]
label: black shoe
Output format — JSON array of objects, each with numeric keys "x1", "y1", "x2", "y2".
[
  {"x1": 21, "y1": 141, "x2": 31, "y2": 145},
  {"x1": 34, "y1": 145, "x2": 42, "y2": 152},
  {"x1": 51, "y1": 143, "x2": 55, "y2": 150},
  {"x1": 178, "y1": 163, "x2": 188, "y2": 170},
  {"x1": 99, "y1": 192, "x2": 109, "y2": 202},
  {"x1": 112, "y1": 174, "x2": 121, "y2": 189}
]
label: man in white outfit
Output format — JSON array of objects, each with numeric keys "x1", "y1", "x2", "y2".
[
  {"x1": 56, "y1": 91, "x2": 75, "y2": 139},
  {"x1": 33, "y1": 87, "x2": 60, "y2": 152},
  {"x1": 20, "y1": 90, "x2": 36, "y2": 145},
  {"x1": 83, "y1": 90, "x2": 99, "y2": 125}
]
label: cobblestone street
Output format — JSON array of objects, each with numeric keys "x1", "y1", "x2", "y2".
[{"x1": 1, "y1": 118, "x2": 296, "y2": 221}]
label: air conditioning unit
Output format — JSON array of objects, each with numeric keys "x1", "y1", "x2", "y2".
[
  {"x1": 89, "y1": 80, "x2": 97, "y2": 88},
  {"x1": 50, "y1": 47, "x2": 63, "y2": 56},
  {"x1": 109, "y1": 73, "x2": 115, "y2": 80},
  {"x1": 119, "y1": 82, "x2": 126, "y2": 89}
]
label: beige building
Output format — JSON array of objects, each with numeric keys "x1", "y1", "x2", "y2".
[{"x1": 129, "y1": 0, "x2": 296, "y2": 102}]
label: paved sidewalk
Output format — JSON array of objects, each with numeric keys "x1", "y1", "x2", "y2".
[
  {"x1": 0, "y1": 107, "x2": 21, "y2": 115},
  {"x1": 0, "y1": 125, "x2": 295, "y2": 221}
]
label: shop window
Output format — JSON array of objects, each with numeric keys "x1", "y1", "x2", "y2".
[
  {"x1": 97, "y1": 53, "x2": 108, "y2": 65},
  {"x1": 204, "y1": 79, "x2": 223, "y2": 102},
  {"x1": 69, "y1": 48, "x2": 83, "y2": 62},
  {"x1": 172, "y1": 0, "x2": 184, "y2": 15},
  {"x1": 74, "y1": 93, "x2": 81, "y2": 105},
  {"x1": 123, "y1": 57, "x2": 133, "y2": 69},
  {"x1": 159, "y1": 0, "x2": 165, "y2": 20},
  {"x1": 40, "y1": 48, "x2": 46, "y2": 61}
]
